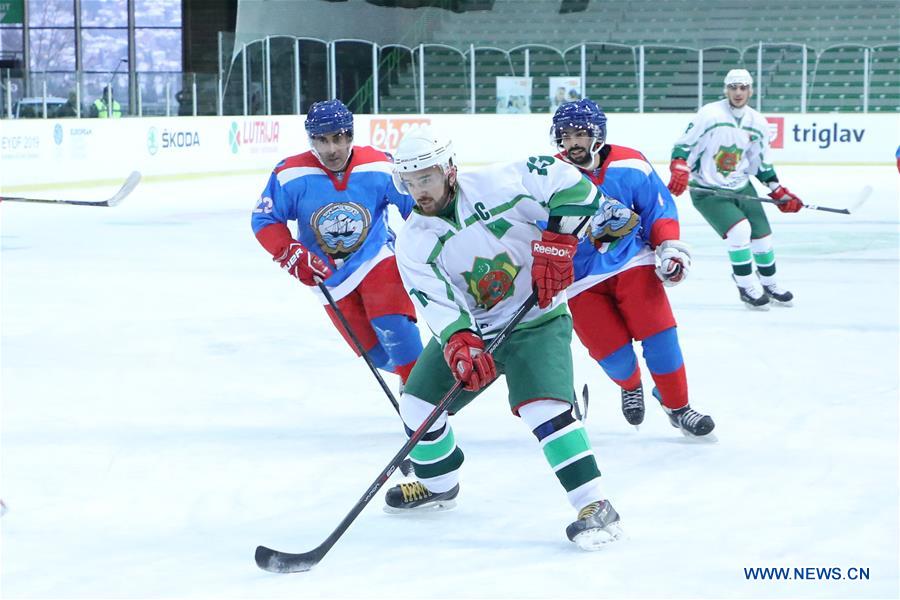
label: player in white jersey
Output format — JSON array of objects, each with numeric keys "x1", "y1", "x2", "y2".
[
  {"x1": 384, "y1": 126, "x2": 623, "y2": 550},
  {"x1": 667, "y1": 69, "x2": 803, "y2": 309}
]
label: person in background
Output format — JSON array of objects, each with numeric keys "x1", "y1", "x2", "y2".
[
  {"x1": 667, "y1": 69, "x2": 801, "y2": 310},
  {"x1": 91, "y1": 86, "x2": 121, "y2": 118},
  {"x1": 58, "y1": 91, "x2": 80, "y2": 118},
  {"x1": 551, "y1": 98, "x2": 714, "y2": 436},
  {"x1": 251, "y1": 99, "x2": 423, "y2": 392}
]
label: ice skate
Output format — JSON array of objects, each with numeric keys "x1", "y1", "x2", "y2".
[
  {"x1": 566, "y1": 500, "x2": 623, "y2": 550},
  {"x1": 761, "y1": 282, "x2": 794, "y2": 306},
  {"x1": 620, "y1": 384, "x2": 645, "y2": 426},
  {"x1": 652, "y1": 388, "x2": 716, "y2": 438},
  {"x1": 732, "y1": 275, "x2": 769, "y2": 310},
  {"x1": 384, "y1": 481, "x2": 459, "y2": 513}
]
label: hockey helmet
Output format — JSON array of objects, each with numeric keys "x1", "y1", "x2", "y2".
[
  {"x1": 724, "y1": 69, "x2": 753, "y2": 88},
  {"x1": 391, "y1": 126, "x2": 456, "y2": 193},
  {"x1": 550, "y1": 98, "x2": 607, "y2": 153},
  {"x1": 305, "y1": 99, "x2": 354, "y2": 137}
]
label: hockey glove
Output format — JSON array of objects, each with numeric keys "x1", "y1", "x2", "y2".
[
  {"x1": 531, "y1": 230, "x2": 578, "y2": 309},
  {"x1": 275, "y1": 241, "x2": 332, "y2": 286},
  {"x1": 666, "y1": 159, "x2": 690, "y2": 196},
  {"x1": 654, "y1": 240, "x2": 691, "y2": 287},
  {"x1": 443, "y1": 330, "x2": 497, "y2": 392},
  {"x1": 769, "y1": 185, "x2": 803, "y2": 213}
]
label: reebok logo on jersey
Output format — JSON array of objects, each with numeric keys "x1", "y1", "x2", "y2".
[{"x1": 532, "y1": 242, "x2": 572, "y2": 258}]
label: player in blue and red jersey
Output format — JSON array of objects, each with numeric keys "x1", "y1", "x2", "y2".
[
  {"x1": 551, "y1": 99, "x2": 714, "y2": 437},
  {"x1": 251, "y1": 99, "x2": 423, "y2": 386}
]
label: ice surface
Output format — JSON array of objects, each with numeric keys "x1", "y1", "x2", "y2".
[{"x1": 1, "y1": 165, "x2": 897, "y2": 599}]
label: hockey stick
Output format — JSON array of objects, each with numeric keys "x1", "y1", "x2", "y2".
[
  {"x1": 255, "y1": 290, "x2": 540, "y2": 574},
  {"x1": 317, "y1": 280, "x2": 400, "y2": 414},
  {"x1": 1, "y1": 171, "x2": 141, "y2": 207},
  {"x1": 316, "y1": 279, "x2": 412, "y2": 476},
  {"x1": 688, "y1": 183, "x2": 872, "y2": 215}
]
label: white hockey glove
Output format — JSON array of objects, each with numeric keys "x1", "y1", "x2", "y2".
[{"x1": 654, "y1": 240, "x2": 691, "y2": 287}]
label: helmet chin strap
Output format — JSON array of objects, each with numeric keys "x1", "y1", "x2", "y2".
[{"x1": 560, "y1": 136, "x2": 604, "y2": 168}]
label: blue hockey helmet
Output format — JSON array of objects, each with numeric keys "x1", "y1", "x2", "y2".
[
  {"x1": 550, "y1": 98, "x2": 607, "y2": 152},
  {"x1": 305, "y1": 99, "x2": 354, "y2": 137}
]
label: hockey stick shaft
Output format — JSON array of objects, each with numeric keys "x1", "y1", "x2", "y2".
[
  {"x1": 316, "y1": 280, "x2": 400, "y2": 413},
  {"x1": 688, "y1": 183, "x2": 853, "y2": 214},
  {"x1": 255, "y1": 290, "x2": 540, "y2": 573},
  {"x1": 1, "y1": 171, "x2": 141, "y2": 207}
]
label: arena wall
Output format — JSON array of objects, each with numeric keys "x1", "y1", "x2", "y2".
[{"x1": 2, "y1": 113, "x2": 896, "y2": 190}]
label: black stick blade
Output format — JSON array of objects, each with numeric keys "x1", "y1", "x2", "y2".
[{"x1": 255, "y1": 545, "x2": 321, "y2": 573}]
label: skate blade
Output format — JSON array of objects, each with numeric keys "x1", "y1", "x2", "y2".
[
  {"x1": 383, "y1": 499, "x2": 457, "y2": 514},
  {"x1": 572, "y1": 522, "x2": 624, "y2": 551},
  {"x1": 742, "y1": 303, "x2": 770, "y2": 311},
  {"x1": 679, "y1": 430, "x2": 718, "y2": 443},
  {"x1": 769, "y1": 299, "x2": 794, "y2": 307}
]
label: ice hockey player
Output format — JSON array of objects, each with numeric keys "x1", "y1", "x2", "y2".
[
  {"x1": 551, "y1": 99, "x2": 714, "y2": 436},
  {"x1": 384, "y1": 125, "x2": 623, "y2": 550},
  {"x1": 251, "y1": 99, "x2": 423, "y2": 387},
  {"x1": 667, "y1": 69, "x2": 801, "y2": 309}
]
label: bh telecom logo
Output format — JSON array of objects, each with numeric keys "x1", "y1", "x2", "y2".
[
  {"x1": 369, "y1": 118, "x2": 431, "y2": 153},
  {"x1": 229, "y1": 120, "x2": 280, "y2": 154},
  {"x1": 53, "y1": 123, "x2": 64, "y2": 145}
]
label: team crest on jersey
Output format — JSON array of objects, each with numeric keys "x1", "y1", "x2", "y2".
[
  {"x1": 311, "y1": 202, "x2": 371, "y2": 259},
  {"x1": 589, "y1": 198, "x2": 640, "y2": 248},
  {"x1": 713, "y1": 144, "x2": 743, "y2": 176},
  {"x1": 462, "y1": 253, "x2": 520, "y2": 310}
]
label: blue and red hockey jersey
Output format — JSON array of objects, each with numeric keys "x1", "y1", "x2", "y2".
[
  {"x1": 560, "y1": 145, "x2": 681, "y2": 294},
  {"x1": 252, "y1": 146, "x2": 414, "y2": 298}
]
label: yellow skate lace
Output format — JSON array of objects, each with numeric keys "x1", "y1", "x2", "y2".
[
  {"x1": 577, "y1": 501, "x2": 603, "y2": 520},
  {"x1": 399, "y1": 481, "x2": 431, "y2": 503}
]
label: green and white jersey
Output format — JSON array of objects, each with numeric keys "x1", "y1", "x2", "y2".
[
  {"x1": 671, "y1": 99, "x2": 777, "y2": 190},
  {"x1": 396, "y1": 155, "x2": 599, "y2": 345}
]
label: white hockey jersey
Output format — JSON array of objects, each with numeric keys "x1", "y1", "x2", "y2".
[
  {"x1": 396, "y1": 156, "x2": 599, "y2": 345},
  {"x1": 671, "y1": 99, "x2": 778, "y2": 190}
]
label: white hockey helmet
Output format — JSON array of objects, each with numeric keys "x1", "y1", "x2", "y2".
[
  {"x1": 391, "y1": 126, "x2": 456, "y2": 193},
  {"x1": 724, "y1": 68, "x2": 753, "y2": 88}
]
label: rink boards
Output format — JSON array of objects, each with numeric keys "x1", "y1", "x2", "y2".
[{"x1": 1, "y1": 112, "x2": 897, "y2": 190}]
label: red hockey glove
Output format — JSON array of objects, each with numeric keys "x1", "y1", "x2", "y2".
[
  {"x1": 531, "y1": 230, "x2": 578, "y2": 309},
  {"x1": 654, "y1": 240, "x2": 692, "y2": 287},
  {"x1": 667, "y1": 158, "x2": 690, "y2": 196},
  {"x1": 443, "y1": 330, "x2": 497, "y2": 392},
  {"x1": 274, "y1": 242, "x2": 332, "y2": 286},
  {"x1": 769, "y1": 185, "x2": 803, "y2": 213}
]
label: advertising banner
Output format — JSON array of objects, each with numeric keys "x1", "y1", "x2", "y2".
[
  {"x1": 2, "y1": 113, "x2": 896, "y2": 190},
  {"x1": 496, "y1": 77, "x2": 532, "y2": 114},
  {"x1": 549, "y1": 77, "x2": 582, "y2": 114},
  {"x1": 0, "y1": 0, "x2": 24, "y2": 24},
  {"x1": 0, "y1": 116, "x2": 307, "y2": 188},
  {"x1": 368, "y1": 117, "x2": 432, "y2": 153}
]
